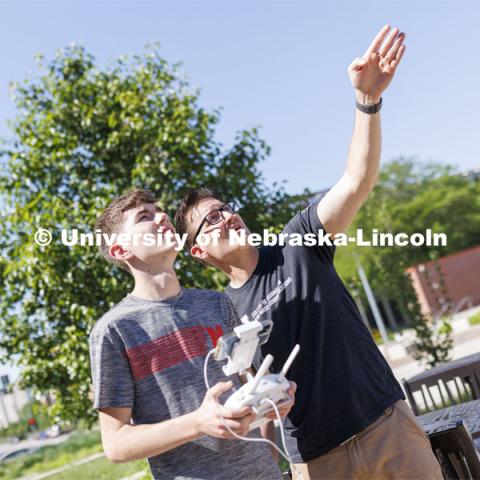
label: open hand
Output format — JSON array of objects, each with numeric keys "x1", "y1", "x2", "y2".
[{"x1": 349, "y1": 25, "x2": 406, "y2": 104}]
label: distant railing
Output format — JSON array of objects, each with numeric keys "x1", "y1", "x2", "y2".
[{"x1": 433, "y1": 296, "x2": 480, "y2": 322}]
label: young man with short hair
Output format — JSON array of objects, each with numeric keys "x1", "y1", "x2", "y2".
[
  {"x1": 89, "y1": 189, "x2": 293, "y2": 480},
  {"x1": 175, "y1": 26, "x2": 443, "y2": 479}
]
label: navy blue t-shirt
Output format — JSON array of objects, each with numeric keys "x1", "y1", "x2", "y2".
[{"x1": 225, "y1": 201, "x2": 404, "y2": 462}]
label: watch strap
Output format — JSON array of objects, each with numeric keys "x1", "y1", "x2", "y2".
[{"x1": 356, "y1": 97, "x2": 382, "y2": 114}]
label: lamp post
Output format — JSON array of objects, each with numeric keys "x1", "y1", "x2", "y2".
[{"x1": 354, "y1": 255, "x2": 389, "y2": 346}]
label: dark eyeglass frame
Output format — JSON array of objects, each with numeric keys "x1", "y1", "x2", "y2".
[{"x1": 192, "y1": 202, "x2": 238, "y2": 245}]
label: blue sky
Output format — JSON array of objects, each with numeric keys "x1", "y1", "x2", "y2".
[
  {"x1": 0, "y1": 0, "x2": 479, "y2": 197},
  {"x1": 0, "y1": 0, "x2": 478, "y2": 377}
]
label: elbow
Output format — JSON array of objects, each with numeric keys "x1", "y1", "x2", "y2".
[
  {"x1": 359, "y1": 171, "x2": 379, "y2": 193},
  {"x1": 345, "y1": 169, "x2": 378, "y2": 196},
  {"x1": 104, "y1": 449, "x2": 121, "y2": 464},
  {"x1": 349, "y1": 175, "x2": 378, "y2": 199},
  {"x1": 364, "y1": 175, "x2": 379, "y2": 194},
  {"x1": 104, "y1": 444, "x2": 130, "y2": 464},
  {"x1": 106, "y1": 453, "x2": 129, "y2": 464}
]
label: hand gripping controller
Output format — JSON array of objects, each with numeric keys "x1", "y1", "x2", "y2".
[{"x1": 224, "y1": 344, "x2": 300, "y2": 430}]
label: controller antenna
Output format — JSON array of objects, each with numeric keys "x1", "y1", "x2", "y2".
[
  {"x1": 248, "y1": 354, "x2": 274, "y2": 394},
  {"x1": 281, "y1": 344, "x2": 300, "y2": 376}
]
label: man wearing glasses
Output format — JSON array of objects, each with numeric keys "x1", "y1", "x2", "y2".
[
  {"x1": 190, "y1": 203, "x2": 238, "y2": 247},
  {"x1": 175, "y1": 26, "x2": 443, "y2": 479}
]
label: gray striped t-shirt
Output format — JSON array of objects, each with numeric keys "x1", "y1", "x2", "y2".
[{"x1": 89, "y1": 288, "x2": 282, "y2": 480}]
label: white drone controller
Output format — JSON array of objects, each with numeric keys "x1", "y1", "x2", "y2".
[
  {"x1": 210, "y1": 315, "x2": 302, "y2": 477},
  {"x1": 224, "y1": 344, "x2": 300, "y2": 430}
]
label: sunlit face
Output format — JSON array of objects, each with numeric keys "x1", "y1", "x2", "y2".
[
  {"x1": 109, "y1": 202, "x2": 179, "y2": 267},
  {"x1": 189, "y1": 197, "x2": 251, "y2": 262}
]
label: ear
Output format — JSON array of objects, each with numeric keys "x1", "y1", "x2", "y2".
[
  {"x1": 190, "y1": 244, "x2": 209, "y2": 261},
  {"x1": 109, "y1": 243, "x2": 133, "y2": 263}
]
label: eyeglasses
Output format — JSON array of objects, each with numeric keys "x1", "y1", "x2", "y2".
[{"x1": 192, "y1": 202, "x2": 238, "y2": 245}]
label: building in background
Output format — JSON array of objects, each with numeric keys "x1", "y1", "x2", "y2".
[
  {"x1": 406, "y1": 245, "x2": 480, "y2": 319},
  {"x1": 0, "y1": 375, "x2": 31, "y2": 427}
]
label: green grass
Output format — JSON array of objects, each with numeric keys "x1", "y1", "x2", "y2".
[
  {"x1": 48, "y1": 456, "x2": 149, "y2": 480},
  {"x1": 0, "y1": 430, "x2": 104, "y2": 479},
  {"x1": 371, "y1": 329, "x2": 396, "y2": 345},
  {"x1": 279, "y1": 457, "x2": 289, "y2": 474},
  {"x1": 469, "y1": 312, "x2": 480, "y2": 327}
]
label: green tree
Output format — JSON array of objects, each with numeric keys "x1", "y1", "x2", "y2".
[
  {"x1": 335, "y1": 158, "x2": 480, "y2": 366},
  {"x1": 0, "y1": 45, "x2": 297, "y2": 425}
]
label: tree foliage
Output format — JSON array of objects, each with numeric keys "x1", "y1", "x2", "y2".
[
  {"x1": 335, "y1": 158, "x2": 480, "y2": 366},
  {"x1": 0, "y1": 45, "x2": 297, "y2": 424}
]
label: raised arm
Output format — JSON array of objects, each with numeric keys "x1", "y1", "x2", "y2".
[{"x1": 317, "y1": 25, "x2": 406, "y2": 235}]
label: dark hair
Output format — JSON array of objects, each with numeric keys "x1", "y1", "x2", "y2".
[
  {"x1": 95, "y1": 189, "x2": 158, "y2": 272},
  {"x1": 174, "y1": 187, "x2": 224, "y2": 250}
]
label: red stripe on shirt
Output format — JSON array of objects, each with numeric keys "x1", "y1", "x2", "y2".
[{"x1": 126, "y1": 325, "x2": 224, "y2": 380}]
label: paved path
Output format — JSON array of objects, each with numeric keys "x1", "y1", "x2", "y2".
[
  {"x1": 390, "y1": 324, "x2": 480, "y2": 384},
  {"x1": 19, "y1": 452, "x2": 105, "y2": 480},
  {"x1": 0, "y1": 432, "x2": 72, "y2": 457},
  {"x1": 119, "y1": 472, "x2": 147, "y2": 480}
]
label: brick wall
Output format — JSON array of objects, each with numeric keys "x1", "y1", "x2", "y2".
[{"x1": 406, "y1": 246, "x2": 480, "y2": 318}]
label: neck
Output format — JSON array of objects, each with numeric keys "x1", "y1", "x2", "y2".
[
  {"x1": 221, "y1": 246, "x2": 259, "y2": 288},
  {"x1": 131, "y1": 265, "x2": 181, "y2": 301}
]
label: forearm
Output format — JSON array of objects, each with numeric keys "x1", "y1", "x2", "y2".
[
  {"x1": 343, "y1": 25, "x2": 405, "y2": 195},
  {"x1": 105, "y1": 411, "x2": 201, "y2": 462},
  {"x1": 345, "y1": 95, "x2": 382, "y2": 194}
]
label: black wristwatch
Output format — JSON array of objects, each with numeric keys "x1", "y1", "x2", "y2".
[{"x1": 356, "y1": 97, "x2": 382, "y2": 114}]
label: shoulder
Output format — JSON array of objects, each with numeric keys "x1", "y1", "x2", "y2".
[
  {"x1": 89, "y1": 297, "x2": 142, "y2": 343},
  {"x1": 182, "y1": 288, "x2": 230, "y2": 308},
  {"x1": 283, "y1": 200, "x2": 322, "y2": 234},
  {"x1": 182, "y1": 288, "x2": 228, "y2": 304},
  {"x1": 181, "y1": 288, "x2": 235, "y2": 323}
]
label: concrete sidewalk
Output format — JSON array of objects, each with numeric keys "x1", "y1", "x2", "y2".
[
  {"x1": 0, "y1": 432, "x2": 72, "y2": 458},
  {"x1": 380, "y1": 307, "x2": 480, "y2": 386}
]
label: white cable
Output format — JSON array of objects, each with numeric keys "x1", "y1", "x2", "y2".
[
  {"x1": 262, "y1": 399, "x2": 303, "y2": 480},
  {"x1": 261, "y1": 399, "x2": 290, "y2": 459},
  {"x1": 203, "y1": 349, "x2": 303, "y2": 479}
]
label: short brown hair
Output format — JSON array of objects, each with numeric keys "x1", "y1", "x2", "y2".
[
  {"x1": 174, "y1": 187, "x2": 224, "y2": 250},
  {"x1": 95, "y1": 189, "x2": 158, "y2": 272}
]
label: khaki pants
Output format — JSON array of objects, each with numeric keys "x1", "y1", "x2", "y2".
[{"x1": 291, "y1": 400, "x2": 443, "y2": 480}]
